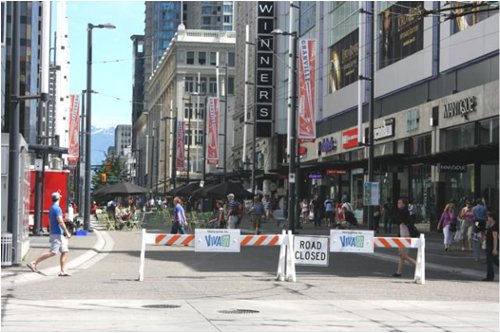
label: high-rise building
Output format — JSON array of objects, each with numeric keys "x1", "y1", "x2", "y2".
[
  {"x1": 186, "y1": 1, "x2": 234, "y2": 31},
  {"x1": 130, "y1": 34, "x2": 145, "y2": 124},
  {"x1": 115, "y1": 124, "x2": 132, "y2": 157}
]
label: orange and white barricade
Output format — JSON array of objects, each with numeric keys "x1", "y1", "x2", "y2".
[
  {"x1": 374, "y1": 234, "x2": 426, "y2": 284},
  {"x1": 138, "y1": 229, "x2": 296, "y2": 282}
]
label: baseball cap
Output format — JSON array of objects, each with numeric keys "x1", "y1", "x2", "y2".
[
  {"x1": 51, "y1": 192, "x2": 61, "y2": 201},
  {"x1": 227, "y1": 193, "x2": 235, "y2": 198}
]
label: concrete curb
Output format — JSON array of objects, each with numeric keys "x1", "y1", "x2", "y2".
[{"x1": 1, "y1": 229, "x2": 113, "y2": 286}]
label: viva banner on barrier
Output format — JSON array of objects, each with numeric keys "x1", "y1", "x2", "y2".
[
  {"x1": 298, "y1": 39, "x2": 317, "y2": 141},
  {"x1": 176, "y1": 121, "x2": 185, "y2": 171},
  {"x1": 67, "y1": 95, "x2": 80, "y2": 167},
  {"x1": 207, "y1": 97, "x2": 219, "y2": 166}
]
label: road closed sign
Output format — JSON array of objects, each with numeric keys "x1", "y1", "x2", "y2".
[
  {"x1": 293, "y1": 236, "x2": 329, "y2": 266},
  {"x1": 330, "y1": 230, "x2": 374, "y2": 253}
]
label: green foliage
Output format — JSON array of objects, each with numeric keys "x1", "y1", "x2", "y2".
[{"x1": 91, "y1": 153, "x2": 128, "y2": 194}]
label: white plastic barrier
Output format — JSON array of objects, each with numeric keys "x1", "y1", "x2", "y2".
[{"x1": 138, "y1": 229, "x2": 296, "y2": 282}]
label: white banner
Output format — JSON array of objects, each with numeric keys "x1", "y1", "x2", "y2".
[
  {"x1": 330, "y1": 230, "x2": 374, "y2": 253},
  {"x1": 195, "y1": 229, "x2": 240, "y2": 252}
]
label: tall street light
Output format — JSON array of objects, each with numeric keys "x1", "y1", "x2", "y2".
[
  {"x1": 84, "y1": 22, "x2": 115, "y2": 232},
  {"x1": 272, "y1": 28, "x2": 298, "y2": 234}
]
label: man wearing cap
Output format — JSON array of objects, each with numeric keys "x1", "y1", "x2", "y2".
[
  {"x1": 225, "y1": 193, "x2": 239, "y2": 229},
  {"x1": 28, "y1": 192, "x2": 72, "y2": 276}
]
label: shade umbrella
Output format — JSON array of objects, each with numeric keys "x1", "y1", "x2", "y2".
[
  {"x1": 193, "y1": 182, "x2": 253, "y2": 199},
  {"x1": 93, "y1": 182, "x2": 149, "y2": 197},
  {"x1": 168, "y1": 181, "x2": 201, "y2": 197}
]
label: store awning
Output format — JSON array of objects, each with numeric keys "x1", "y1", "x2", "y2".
[{"x1": 404, "y1": 143, "x2": 499, "y2": 165}]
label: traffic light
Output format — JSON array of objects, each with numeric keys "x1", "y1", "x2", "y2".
[{"x1": 101, "y1": 173, "x2": 107, "y2": 183}]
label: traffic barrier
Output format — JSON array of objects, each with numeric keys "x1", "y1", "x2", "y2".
[
  {"x1": 373, "y1": 234, "x2": 425, "y2": 284},
  {"x1": 138, "y1": 229, "x2": 296, "y2": 282}
]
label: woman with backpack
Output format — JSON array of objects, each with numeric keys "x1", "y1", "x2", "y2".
[{"x1": 437, "y1": 203, "x2": 457, "y2": 251}]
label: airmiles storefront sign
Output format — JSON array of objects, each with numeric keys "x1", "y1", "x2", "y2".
[
  {"x1": 195, "y1": 229, "x2": 240, "y2": 253},
  {"x1": 330, "y1": 230, "x2": 374, "y2": 253}
]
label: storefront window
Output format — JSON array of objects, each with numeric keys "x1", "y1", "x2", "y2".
[
  {"x1": 350, "y1": 169, "x2": 364, "y2": 223},
  {"x1": 450, "y1": 2, "x2": 498, "y2": 34},
  {"x1": 478, "y1": 117, "x2": 499, "y2": 144},
  {"x1": 374, "y1": 142, "x2": 394, "y2": 157},
  {"x1": 410, "y1": 134, "x2": 431, "y2": 155},
  {"x1": 410, "y1": 164, "x2": 432, "y2": 223},
  {"x1": 440, "y1": 123, "x2": 476, "y2": 151},
  {"x1": 444, "y1": 164, "x2": 475, "y2": 206},
  {"x1": 481, "y1": 164, "x2": 499, "y2": 213}
]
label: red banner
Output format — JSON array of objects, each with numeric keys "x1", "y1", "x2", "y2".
[
  {"x1": 298, "y1": 39, "x2": 317, "y2": 140},
  {"x1": 342, "y1": 128, "x2": 359, "y2": 149},
  {"x1": 176, "y1": 121, "x2": 185, "y2": 171},
  {"x1": 206, "y1": 97, "x2": 219, "y2": 166},
  {"x1": 67, "y1": 95, "x2": 80, "y2": 167}
]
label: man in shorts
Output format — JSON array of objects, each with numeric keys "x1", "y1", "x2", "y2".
[{"x1": 28, "y1": 192, "x2": 72, "y2": 276}]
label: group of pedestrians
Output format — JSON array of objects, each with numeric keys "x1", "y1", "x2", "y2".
[
  {"x1": 437, "y1": 198, "x2": 498, "y2": 281},
  {"x1": 300, "y1": 195, "x2": 357, "y2": 229}
]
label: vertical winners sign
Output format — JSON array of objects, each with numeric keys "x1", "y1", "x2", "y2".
[
  {"x1": 176, "y1": 121, "x2": 185, "y2": 171},
  {"x1": 207, "y1": 97, "x2": 219, "y2": 166},
  {"x1": 67, "y1": 95, "x2": 80, "y2": 167},
  {"x1": 298, "y1": 39, "x2": 317, "y2": 140},
  {"x1": 255, "y1": 1, "x2": 276, "y2": 138}
]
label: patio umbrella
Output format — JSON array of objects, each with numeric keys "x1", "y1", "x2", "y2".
[
  {"x1": 93, "y1": 182, "x2": 149, "y2": 197},
  {"x1": 168, "y1": 182, "x2": 201, "y2": 197},
  {"x1": 192, "y1": 182, "x2": 253, "y2": 199}
]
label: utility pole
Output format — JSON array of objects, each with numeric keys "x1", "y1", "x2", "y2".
[
  {"x1": 223, "y1": 62, "x2": 228, "y2": 182},
  {"x1": 171, "y1": 110, "x2": 178, "y2": 190},
  {"x1": 367, "y1": 3, "x2": 375, "y2": 231}
]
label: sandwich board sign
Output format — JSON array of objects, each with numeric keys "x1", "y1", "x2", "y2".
[{"x1": 293, "y1": 235, "x2": 329, "y2": 266}]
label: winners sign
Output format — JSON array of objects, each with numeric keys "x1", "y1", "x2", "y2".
[{"x1": 255, "y1": 1, "x2": 275, "y2": 137}]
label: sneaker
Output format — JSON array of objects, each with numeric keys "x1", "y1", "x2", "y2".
[
  {"x1": 392, "y1": 273, "x2": 402, "y2": 277},
  {"x1": 482, "y1": 278, "x2": 493, "y2": 281}
]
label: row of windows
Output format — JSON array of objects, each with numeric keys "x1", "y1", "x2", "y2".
[
  {"x1": 186, "y1": 51, "x2": 235, "y2": 67},
  {"x1": 184, "y1": 76, "x2": 234, "y2": 95},
  {"x1": 184, "y1": 129, "x2": 204, "y2": 145}
]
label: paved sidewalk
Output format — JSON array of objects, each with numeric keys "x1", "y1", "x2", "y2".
[{"x1": 1, "y1": 229, "x2": 112, "y2": 285}]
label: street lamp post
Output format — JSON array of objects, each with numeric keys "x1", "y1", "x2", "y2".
[
  {"x1": 272, "y1": 28, "x2": 298, "y2": 235},
  {"x1": 84, "y1": 22, "x2": 115, "y2": 232}
]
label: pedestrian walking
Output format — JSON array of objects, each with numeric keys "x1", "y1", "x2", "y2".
[
  {"x1": 171, "y1": 197, "x2": 188, "y2": 234},
  {"x1": 392, "y1": 198, "x2": 416, "y2": 277},
  {"x1": 226, "y1": 193, "x2": 239, "y2": 229},
  {"x1": 249, "y1": 195, "x2": 265, "y2": 234},
  {"x1": 383, "y1": 198, "x2": 394, "y2": 234},
  {"x1": 28, "y1": 192, "x2": 72, "y2": 276},
  {"x1": 300, "y1": 199, "x2": 309, "y2": 225},
  {"x1": 209, "y1": 200, "x2": 226, "y2": 229},
  {"x1": 262, "y1": 194, "x2": 274, "y2": 225},
  {"x1": 311, "y1": 195, "x2": 322, "y2": 227},
  {"x1": 483, "y1": 212, "x2": 499, "y2": 281},
  {"x1": 473, "y1": 198, "x2": 488, "y2": 232},
  {"x1": 324, "y1": 195, "x2": 334, "y2": 227},
  {"x1": 437, "y1": 203, "x2": 457, "y2": 251},
  {"x1": 459, "y1": 200, "x2": 475, "y2": 251}
]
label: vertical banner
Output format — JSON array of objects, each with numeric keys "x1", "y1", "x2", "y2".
[
  {"x1": 67, "y1": 95, "x2": 80, "y2": 167},
  {"x1": 298, "y1": 39, "x2": 317, "y2": 140},
  {"x1": 176, "y1": 121, "x2": 185, "y2": 171},
  {"x1": 206, "y1": 97, "x2": 219, "y2": 166}
]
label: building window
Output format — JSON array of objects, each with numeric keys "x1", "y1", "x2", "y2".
[
  {"x1": 450, "y1": 2, "x2": 497, "y2": 34},
  {"x1": 185, "y1": 129, "x2": 192, "y2": 145},
  {"x1": 378, "y1": 2, "x2": 424, "y2": 69},
  {"x1": 210, "y1": 52, "x2": 216, "y2": 65},
  {"x1": 228, "y1": 77, "x2": 234, "y2": 95},
  {"x1": 228, "y1": 52, "x2": 235, "y2": 67},
  {"x1": 300, "y1": 2, "x2": 316, "y2": 34},
  {"x1": 224, "y1": 15, "x2": 232, "y2": 24},
  {"x1": 209, "y1": 78, "x2": 217, "y2": 94},
  {"x1": 199, "y1": 51, "x2": 206, "y2": 65},
  {"x1": 410, "y1": 134, "x2": 431, "y2": 155},
  {"x1": 184, "y1": 104, "x2": 193, "y2": 119},
  {"x1": 199, "y1": 78, "x2": 207, "y2": 94},
  {"x1": 441, "y1": 123, "x2": 476, "y2": 151},
  {"x1": 187, "y1": 51, "x2": 195, "y2": 65},
  {"x1": 195, "y1": 129, "x2": 204, "y2": 145},
  {"x1": 185, "y1": 77, "x2": 194, "y2": 92},
  {"x1": 329, "y1": 2, "x2": 359, "y2": 46},
  {"x1": 195, "y1": 104, "x2": 204, "y2": 119},
  {"x1": 203, "y1": 17, "x2": 211, "y2": 25},
  {"x1": 224, "y1": 5, "x2": 232, "y2": 13},
  {"x1": 478, "y1": 117, "x2": 499, "y2": 144}
]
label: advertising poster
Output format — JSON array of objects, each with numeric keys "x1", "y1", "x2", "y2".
[
  {"x1": 329, "y1": 29, "x2": 359, "y2": 93},
  {"x1": 67, "y1": 95, "x2": 80, "y2": 167},
  {"x1": 363, "y1": 182, "x2": 380, "y2": 206},
  {"x1": 206, "y1": 97, "x2": 219, "y2": 166},
  {"x1": 195, "y1": 229, "x2": 241, "y2": 253},
  {"x1": 330, "y1": 230, "x2": 374, "y2": 253},
  {"x1": 379, "y1": 1, "x2": 424, "y2": 69},
  {"x1": 176, "y1": 121, "x2": 185, "y2": 171},
  {"x1": 298, "y1": 39, "x2": 317, "y2": 140},
  {"x1": 342, "y1": 127, "x2": 359, "y2": 149}
]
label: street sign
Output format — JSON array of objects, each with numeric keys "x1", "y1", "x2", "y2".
[
  {"x1": 34, "y1": 159, "x2": 43, "y2": 171},
  {"x1": 330, "y1": 230, "x2": 374, "y2": 253},
  {"x1": 289, "y1": 173, "x2": 296, "y2": 183},
  {"x1": 195, "y1": 229, "x2": 240, "y2": 253},
  {"x1": 293, "y1": 235, "x2": 329, "y2": 266}
]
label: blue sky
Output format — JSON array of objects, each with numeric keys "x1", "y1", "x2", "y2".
[{"x1": 66, "y1": 1, "x2": 144, "y2": 129}]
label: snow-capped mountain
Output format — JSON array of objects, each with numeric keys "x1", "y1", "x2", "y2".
[{"x1": 91, "y1": 126, "x2": 115, "y2": 165}]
